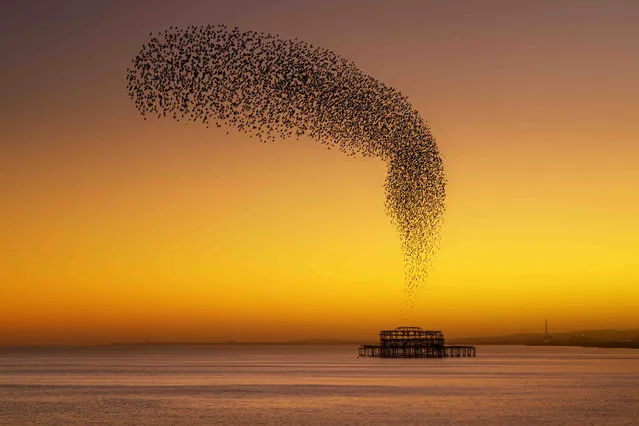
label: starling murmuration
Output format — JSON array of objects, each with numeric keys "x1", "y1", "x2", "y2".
[{"x1": 127, "y1": 25, "x2": 446, "y2": 301}]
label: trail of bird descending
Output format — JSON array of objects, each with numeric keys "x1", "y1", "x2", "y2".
[{"x1": 127, "y1": 25, "x2": 446, "y2": 302}]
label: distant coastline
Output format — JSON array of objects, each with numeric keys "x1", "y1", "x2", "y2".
[
  {"x1": 2, "y1": 328, "x2": 638, "y2": 349},
  {"x1": 448, "y1": 327, "x2": 639, "y2": 349},
  {"x1": 527, "y1": 341, "x2": 639, "y2": 349},
  {"x1": 96, "y1": 327, "x2": 639, "y2": 349},
  {"x1": 98, "y1": 338, "x2": 374, "y2": 347}
]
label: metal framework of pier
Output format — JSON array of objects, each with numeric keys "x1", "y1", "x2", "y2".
[{"x1": 358, "y1": 326, "x2": 476, "y2": 358}]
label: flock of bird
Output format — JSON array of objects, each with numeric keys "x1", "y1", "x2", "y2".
[{"x1": 127, "y1": 25, "x2": 446, "y2": 301}]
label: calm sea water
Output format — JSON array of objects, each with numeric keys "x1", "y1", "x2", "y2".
[{"x1": 1, "y1": 345, "x2": 638, "y2": 424}]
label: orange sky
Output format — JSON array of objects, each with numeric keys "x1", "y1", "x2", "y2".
[{"x1": 1, "y1": 0, "x2": 638, "y2": 345}]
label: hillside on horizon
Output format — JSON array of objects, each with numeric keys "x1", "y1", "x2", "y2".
[{"x1": 448, "y1": 328, "x2": 639, "y2": 345}]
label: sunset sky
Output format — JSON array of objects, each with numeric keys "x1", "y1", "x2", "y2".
[{"x1": 1, "y1": 0, "x2": 638, "y2": 345}]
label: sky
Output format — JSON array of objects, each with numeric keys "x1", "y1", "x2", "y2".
[{"x1": 1, "y1": 0, "x2": 638, "y2": 345}]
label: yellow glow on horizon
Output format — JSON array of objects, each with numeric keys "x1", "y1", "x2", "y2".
[{"x1": 2, "y1": 1, "x2": 639, "y2": 345}]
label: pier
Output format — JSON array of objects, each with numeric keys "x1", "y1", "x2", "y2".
[{"x1": 358, "y1": 326, "x2": 476, "y2": 358}]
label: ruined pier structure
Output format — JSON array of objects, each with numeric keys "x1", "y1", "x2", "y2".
[{"x1": 358, "y1": 326, "x2": 476, "y2": 358}]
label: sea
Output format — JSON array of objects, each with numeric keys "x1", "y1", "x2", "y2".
[{"x1": 0, "y1": 345, "x2": 638, "y2": 425}]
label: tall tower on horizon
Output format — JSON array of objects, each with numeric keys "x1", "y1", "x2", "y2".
[{"x1": 544, "y1": 319, "x2": 549, "y2": 340}]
